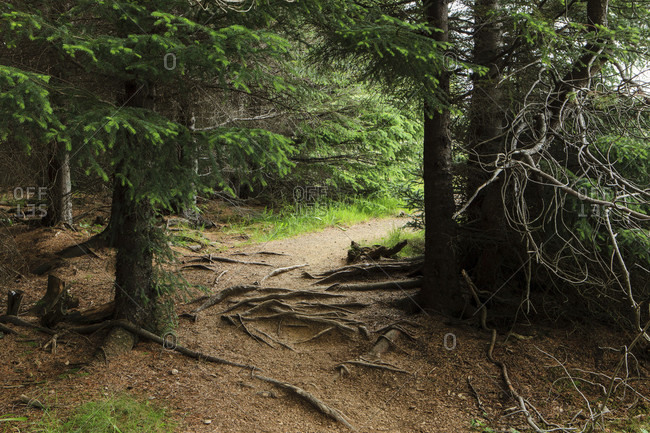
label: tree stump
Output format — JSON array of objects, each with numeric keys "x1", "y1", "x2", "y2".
[
  {"x1": 6, "y1": 290, "x2": 24, "y2": 315},
  {"x1": 34, "y1": 275, "x2": 79, "y2": 327}
]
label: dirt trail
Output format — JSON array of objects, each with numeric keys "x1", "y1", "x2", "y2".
[
  {"x1": 232, "y1": 217, "x2": 407, "y2": 271},
  {"x1": 0, "y1": 216, "x2": 639, "y2": 433}
]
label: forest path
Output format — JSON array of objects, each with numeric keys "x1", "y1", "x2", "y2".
[{"x1": 0, "y1": 214, "x2": 627, "y2": 433}]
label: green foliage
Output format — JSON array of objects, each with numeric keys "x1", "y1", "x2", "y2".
[{"x1": 30, "y1": 393, "x2": 176, "y2": 433}]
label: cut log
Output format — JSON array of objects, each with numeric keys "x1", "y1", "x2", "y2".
[
  {"x1": 6, "y1": 290, "x2": 24, "y2": 315},
  {"x1": 367, "y1": 328, "x2": 402, "y2": 359}
]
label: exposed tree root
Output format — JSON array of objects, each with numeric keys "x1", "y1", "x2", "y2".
[
  {"x1": 296, "y1": 301, "x2": 366, "y2": 314},
  {"x1": 253, "y1": 373, "x2": 355, "y2": 430},
  {"x1": 192, "y1": 284, "x2": 261, "y2": 314},
  {"x1": 65, "y1": 301, "x2": 115, "y2": 325},
  {"x1": 312, "y1": 261, "x2": 422, "y2": 282},
  {"x1": 95, "y1": 326, "x2": 135, "y2": 362},
  {"x1": 184, "y1": 254, "x2": 273, "y2": 267},
  {"x1": 0, "y1": 322, "x2": 17, "y2": 335},
  {"x1": 260, "y1": 263, "x2": 308, "y2": 284},
  {"x1": 219, "y1": 291, "x2": 343, "y2": 315},
  {"x1": 254, "y1": 327, "x2": 296, "y2": 351},
  {"x1": 71, "y1": 319, "x2": 258, "y2": 370},
  {"x1": 463, "y1": 270, "x2": 545, "y2": 433},
  {"x1": 235, "y1": 313, "x2": 275, "y2": 348},
  {"x1": 0, "y1": 315, "x2": 56, "y2": 335},
  {"x1": 231, "y1": 307, "x2": 361, "y2": 334},
  {"x1": 192, "y1": 284, "x2": 290, "y2": 314},
  {"x1": 296, "y1": 327, "x2": 335, "y2": 344},
  {"x1": 336, "y1": 359, "x2": 410, "y2": 374},
  {"x1": 325, "y1": 278, "x2": 422, "y2": 292}
]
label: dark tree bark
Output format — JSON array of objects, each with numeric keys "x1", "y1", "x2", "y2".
[
  {"x1": 464, "y1": 0, "x2": 509, "y2": 290},
  {"x1": 43, "y1": 142, "x2": 73, "y2": 226},
  {"x1": 420, "y1": 0, "x2": 461, "y2": 312},
  {"x1": 110, "y1": 80, "x2": 164, "y2": 333}
]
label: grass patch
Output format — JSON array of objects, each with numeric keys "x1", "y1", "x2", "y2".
[
  {"x1": 30, "y1": 393, "x2": 176, "y2": 433},
  {"x1": 169, "y1": 227, "x2": 212, "y2": 248},
  {"x1": 369, "y1": 226, "x2": 424, "y2": 258},
  {"x1": 222, "y1": 195, "x2": 404, "y2": 243}
]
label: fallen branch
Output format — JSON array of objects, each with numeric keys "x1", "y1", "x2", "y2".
[
  {"x1": 232, "y1": 251, "x2": 289, "y2": 256},
  {"x1": 336, "y1": 359, "x2": 410, "y2": 374},
  {"x1": 19, "y1": 394, "x2": 46, "y2": 410},
  {"x1": 253, "y1": 374, "x2": 355, "y2": 430},
  {"x1": 181, "y1": 264, "x2": 217, "y2": 271},
  {"x1": 184, "y1": 254, "x2": 273, "y2": 267},
  {"x1": 260, "y1": 263, "x2": 308, "y2": 284}
]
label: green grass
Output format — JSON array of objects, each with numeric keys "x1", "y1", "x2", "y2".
[
  {"x1": 169, "y1": 227, "x2": 212, "y2": 248},
  {"x1": 29, "y1": 394, "x2": 176, "y2": 433},
  {"x1": 368, "y1": 226, "x2": 424, "y2": 258},
  {"x1": 222, "y1": 195, "x2": 404, "y2": 243}
]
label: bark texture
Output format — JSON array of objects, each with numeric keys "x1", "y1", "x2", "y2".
[{"x1": 421, "y1": 0, "x2": 461, "y2": 312}]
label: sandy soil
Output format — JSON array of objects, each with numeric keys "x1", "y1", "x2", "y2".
[{"x1": 0, "y1": 213, "x2": 648, "y2": 433}]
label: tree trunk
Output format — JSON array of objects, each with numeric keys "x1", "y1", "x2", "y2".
[
  {"x1": 420, "y1": 0, "x2": 461, "y2": 312},
  {"x1": 464, "y1": 0, "x2": 509, "y2": 290},
  {"x1": 43, "y1": 142, "x2": 73, "y2": 226},
  {"x1": 110, "y1": 80, "x2": 165, "y2": 333}
]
